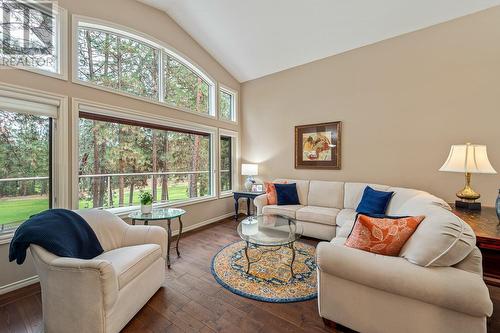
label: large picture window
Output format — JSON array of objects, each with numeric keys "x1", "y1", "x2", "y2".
[
  {"x1": 74, "y1": 17, "x2": 215, "y2": 116},
  {"x1": 78, "y1": 113, "x2": 213, "y2": 209},
  {"x1": 0, "y1": 110, "x2": 52, "y2": 233}
]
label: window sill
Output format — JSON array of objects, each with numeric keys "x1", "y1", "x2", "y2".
[
  {"x1": 219, "y1": 191, "x2": 234, "y2": 199},
  {"x1": 217, "y1": 117, "x2": 238, "y2": 126},
  {"x1": 108, "y1": 195, "x2": 218, "y2": 219},
  {"x1": 0, "y1": 231, "x2": 15, "y2": 245}
]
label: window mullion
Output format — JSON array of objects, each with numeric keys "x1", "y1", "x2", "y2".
[
  {"x1": 158, "y1": 51, "x2": 164, "y2": 102},
  {"x1": 117, "y1": 36, "x2": 122, "y2": 90}
]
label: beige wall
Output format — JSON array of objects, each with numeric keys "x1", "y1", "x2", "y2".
[
  {"x1": 242, "y1": 7, "x2": 500, "y2": 207},
  {"x1": 0, "y1": 0, "x2": 240, "y2": 289}
]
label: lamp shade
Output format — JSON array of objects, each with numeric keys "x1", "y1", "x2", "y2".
[
  {"x1": 241, "y1": 164, "x2": 258, "y2": 176},
  {"x1": 439, "y1": 144, "x2": 497, "y2": 174}
]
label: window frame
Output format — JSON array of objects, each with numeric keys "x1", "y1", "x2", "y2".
[
  {"x1": 1, "y1": 2, "x2": 69, "y2": 80},
  {"x1": 218, "y1": 129, "x2": 238, "y2": 198},
  {"x1": 72, "y1": 98, "x2": 218, "y2": 215},
  {"x1": 71, "y1": 15, "x2": 217, "y2": 119},
  {"x1": 0, "y1": 82, "x2": 69, "y2": 244},
  {"x1": 218, "y1": 85, "x2": 238, "y2": 123}
]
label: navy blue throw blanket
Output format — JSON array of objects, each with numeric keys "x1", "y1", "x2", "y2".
[{"x1": 9, "y1": 209, "x2": 104, "y2": 264}]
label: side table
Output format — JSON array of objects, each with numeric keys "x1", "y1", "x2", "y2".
[
  {"x1": 233, "y1": 191, "x2": 265, "y2": 220},
  {"x1": 128, "y1": 208, "x2": 186, "y2": 268},
  {"x1": 452, "y1": 204, "x2": 500, "y2": 286}
]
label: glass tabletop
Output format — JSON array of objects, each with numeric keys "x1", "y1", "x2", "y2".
[
  {"x1": 128, "y1": 208, "x2": 186, "y2": 220},
  {"x1": 237, "y1": 215, "x2": 303, "y2": 246}
]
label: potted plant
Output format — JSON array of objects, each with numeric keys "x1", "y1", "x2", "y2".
[{"x1": 139, "y1": 191, "x2": 153, "y2": 214}]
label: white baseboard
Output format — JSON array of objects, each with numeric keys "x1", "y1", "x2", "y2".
[
  {"x1": 171, "y1": 212, "x2": 234, "y2": 236},
  {"x1": 0, "y1": 212, "x2": 234, "y2": 294},
  {"x1": 0, "y1": 275, "x2": 39, "y2": 295}
]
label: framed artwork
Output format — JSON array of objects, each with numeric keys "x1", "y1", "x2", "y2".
[
  {"x1": 251, "y1": 184, "x2": 263, "y2": 192},
  {"x1": 295, "y1": 121, "x2": 341, "y2": 170}
]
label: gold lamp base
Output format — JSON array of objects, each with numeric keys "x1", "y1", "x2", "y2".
[
  {"x1": 455, "y1": 173, "x2": 480, "y2": 201},
  {"x1": 455, "y1": 172, "x2": 481, "y2": 211}
]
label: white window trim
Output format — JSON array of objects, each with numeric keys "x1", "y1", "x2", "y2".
[
  {"x1": 71, "y1": 15, "x2": 217, "y2": 119},
  {"x1": 71, "y1": 98, "x2": 218, "y2": 214},
  {"x1": 218, "y1": 84, "x2": 238, "y2": 124},
  {"x1": 8, "y1": 4, "x2": 69, "y2": 81},
  {"x1": 0, "y1": 82, "x2": 69, "y2": 244},
  {"x1": 218, "y1": 129, "x2": 239, "y2": 198}
]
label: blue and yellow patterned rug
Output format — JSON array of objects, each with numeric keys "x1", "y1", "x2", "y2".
[{"x1": 211, "y1": 241, "x2": 317, "y2": 303}]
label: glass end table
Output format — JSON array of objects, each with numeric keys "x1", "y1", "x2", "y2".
[
  {"x1": 237, "y1": 214, "x2": 303, "y2": 279},
  {"x1": 129, "y1": 208, "x2": 186, "y2": 268}
]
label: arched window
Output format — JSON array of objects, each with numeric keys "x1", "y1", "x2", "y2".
[{"x1": 73, "y1": 16, "x2": 216, "y2": 116}]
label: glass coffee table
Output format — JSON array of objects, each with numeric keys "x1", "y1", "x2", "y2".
[
  {"x1": 129, "y1": 208, "x2": 186, "y2": 268},
  {"x1": 237, "y1": 214, "x2": 303, "y2": 279}
]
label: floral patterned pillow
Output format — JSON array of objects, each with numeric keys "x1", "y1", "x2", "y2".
[
  {"x1": 345, "y1": 214, "x2": 425, "y2": 256},
  {"x1": 264, "y1": 181, "x2": 287, "y2": 205}
]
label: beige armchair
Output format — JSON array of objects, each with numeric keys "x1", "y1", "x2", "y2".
[{"x1": 30, "y1": 209, "x2": 167, "y2": 333}]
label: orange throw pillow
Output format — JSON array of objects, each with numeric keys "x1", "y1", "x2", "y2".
[
  {"x1": 345, "y1": 214, "x2": 425, "y2": 256},
  {"x1": 264, "y1": 181, "x2": 287, "y2": 205}
]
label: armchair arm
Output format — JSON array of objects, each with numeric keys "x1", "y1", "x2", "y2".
[
  {"x1": 254, "y1": 194, "x2": 268, "y2": 215},
  {"x1": 316, "y1": 242, "x2": 493, "y2": 317},
  {"x1": 30, "y1": 245, "x2": 118, "y2": 312},
  {"x1": 122, "y1": 225, "x2": 168, "y2": 259}
]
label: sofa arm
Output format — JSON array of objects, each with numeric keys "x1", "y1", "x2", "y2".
[
  {"x1": 122, "y1": 225, "x2": 168, "y2": 259},
  {"x1": 254, "y1": 194, "x2": 268, "y2": 215},
  {"x1": 316, "y1": 242, "x2": 493, "y2": 317}
]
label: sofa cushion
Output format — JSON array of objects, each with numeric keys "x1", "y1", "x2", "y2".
[
  {"x1": 94, "y1": 244, "x2": 161, "y2": 289},
  {"x1": 344, "y1": 183, "x2": 391, "y2": 209},
  {"x1": 335, "y1": 209, "x2": 358, "y2": 238},
  {"x1": 336, "y1": 209, "x2": 357, "y2": 227},
  {"x1": 296, "y1": 206, "x2": 340, "y2": 226},
  {"x1": 330, "y1": 236, "x2": 347, "y2": 246},
  {"x1": 274, "y1": 179, "x2": 310, "y2": 205},
  {"x1": 399, "y1": 204, "x2": 475, "y2": 267},
  {"x1": 262, "y1": 205, "x2": 304, "y2": 218},
  {"x1": 307, "y1": 181, "x2": 344, "y2": 209},
  {"x1": 385, "y1": 187, "x2": 425, "y2": 215},
  {"x1": 387, "y1": 188, "x2": 451, "y2": 216}
]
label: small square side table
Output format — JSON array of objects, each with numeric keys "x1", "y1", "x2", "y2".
[{"x1": 233, "y1": 190, "x2": 265, "y2": 220}]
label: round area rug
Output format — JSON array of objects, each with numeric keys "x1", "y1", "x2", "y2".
[{"x1": 211, "y1": 241, "x2": 317, "y2": 303}]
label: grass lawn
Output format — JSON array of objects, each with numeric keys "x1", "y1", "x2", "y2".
[
  {"x1": 0, "y1": 183, "x2": 193, "y2": 226},
  {"x1": 0, "y1": 197, "x2": 49, "y2": 227}
]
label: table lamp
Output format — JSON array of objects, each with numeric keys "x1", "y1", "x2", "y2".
[
  {"x1": 439, "y1": 143, "x2": 497, "y2": 210},
  {"x1": 242, "y1": 164, "x2": 258, "y2": 191}
]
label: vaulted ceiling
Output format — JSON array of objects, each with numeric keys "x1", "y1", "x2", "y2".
[{"x1": 140, "y1": 0, "x2": 500, "y2": 82}]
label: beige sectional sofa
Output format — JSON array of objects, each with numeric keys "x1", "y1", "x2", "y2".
[{"x1": 254, "y1": 179, "x2": 493, "y2": 333}]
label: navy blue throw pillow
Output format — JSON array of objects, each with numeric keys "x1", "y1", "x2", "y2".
[
  {"x1": 356, "y1": 186, "x2": 394, "y2": 215},
  {"x1": 275, "y1": 183, "x2": 300, "y2": 205}
]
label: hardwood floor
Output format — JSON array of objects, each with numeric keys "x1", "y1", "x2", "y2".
[{"x1": 1, "y1": 216, "x2": 499, "y2": 333}]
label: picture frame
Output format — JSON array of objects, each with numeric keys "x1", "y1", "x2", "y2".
[
  {"x1": 251, "y1": 184, "x2": 263, "y2": 192},
  {"x1": 295, "y1": 121, "x2": 341, "y2": 170}
]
